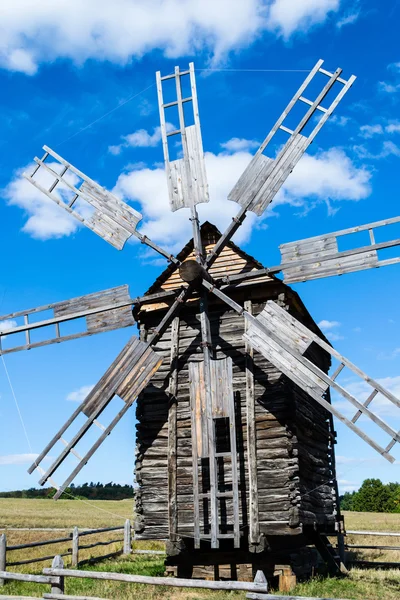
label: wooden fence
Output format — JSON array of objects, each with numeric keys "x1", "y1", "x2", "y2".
[
  {"x1": 0, "y1": 554, "x2": 352, "y2": 600},
  {"x1": 345, "y1": 529, "x2": 400, "y2": 569},
  {"x1": 0, "y1": 520, "x2": 136, "y2": 572}
]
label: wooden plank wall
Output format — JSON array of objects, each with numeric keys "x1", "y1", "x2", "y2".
[{"x1": 135, "y1": 295, "x2": 337, "y2": 543}]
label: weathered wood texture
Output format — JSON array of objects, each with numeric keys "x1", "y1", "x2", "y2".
[
  {"x1": 280, "y1": 214, "x2": 400, "y2": 283},
  {"x1": 156, "y1": 63, "x2": 209, "y2": 212},
  {"x1": 24, "y1": 146, "x2": 142, "y2": 250},
  {"x1": 0, "y1": 285, "x2": 135, "y2": 356},
  {"x1": 228, "y1": 60, "x2": 355, "y2": 216},
  {"x1": 135, "y1": 279, "x2": 337, "y2": 544}
]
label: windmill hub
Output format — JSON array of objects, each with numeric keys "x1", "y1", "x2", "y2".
[{"x1": 179, "y1": 259, "x2": 211, "y2": 287}]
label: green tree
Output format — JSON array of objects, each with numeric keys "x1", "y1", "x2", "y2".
[{"x1": 352, "y1": 479, "x2": 395, "y2": 512}]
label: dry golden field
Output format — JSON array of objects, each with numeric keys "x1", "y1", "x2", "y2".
[{"x1": 0, "y1": 499, "x2": 400, "y2": 599}]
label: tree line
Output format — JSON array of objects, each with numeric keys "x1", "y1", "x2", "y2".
[
  {"x1": 0, "y1": 482, "x2": 134, "y2": 500},
  {"x1": 340, "y1": 478, "x2": 400, "y2": 513}
]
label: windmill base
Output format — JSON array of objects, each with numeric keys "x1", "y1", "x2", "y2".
[{"x1": 164, "y1": 538, "x2": 326, "y2": 589}]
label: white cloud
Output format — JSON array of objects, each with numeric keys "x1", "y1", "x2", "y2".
[
  {"x1": 220, "y1": 137, "x2": 260, "y2": 152},
  {"x1": 386, "y1": 121, "x2": 400, "y2": 134},
  {"x1": 318, "y1": 319, "x2": 344, "y2": 341},
  {"x1": 2, "y1": 163, "x2": 82, "y2": 240},
  {"x1": 274, "y1": 148, "x2": 371, "y2": 209},
  {"x1": 388, "y1": 62, "x2": 400, "y2": 73},
  {"x1": 378, "y1": 81, "x2": 400, "y2": 94},
  {"x1": 360, "y1": 124, "x2": 384, "y2": 138},
  {"x1": 329, "y1": 115, "x2": 350, "y2": 127},
  {"x1": 318, "y1": 319, "x2": 341, "y2": 330},
  {"x1": 66, "y1": 385, "x2": 94, "y2": 403},
  {"x1": 267, "y1": 0, "x2": 340, "y2": 39},
  {"x1": 353, "y1": 140, "x2": 400, "y2": 161},
  {"x1": 0, "y1": 1, "x2": 343, "y2": 75},
  {"x1": 0, "y1": 453, "x2": 40, "y2": 465},
  {"x1": 114, "y1": 149, "x2": 260, "y2": 253},
  {"x1": 4, "y1": 145, "x2": 371, "y2": 249},
  {"x1": 0, "y1": 319, "x2": 17, "y2": 333},
  {"x1": 109, "y1": 123, "x2": 174, "y2": 155},
  {"x1": 336, "y1": 10, "x2": 360, "y2": 29}
]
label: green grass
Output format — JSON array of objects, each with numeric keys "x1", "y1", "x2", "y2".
[{"x1": 1, "y1": 501, "x2": 400, "y2": 599}]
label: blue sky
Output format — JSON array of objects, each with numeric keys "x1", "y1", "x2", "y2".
[{"x1": 1, "y1": 0, "x2": 400, "y2": 499}]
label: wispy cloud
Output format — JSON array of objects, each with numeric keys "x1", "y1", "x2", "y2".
[
  {"x1": 108, "y1": 123, "x2": 174, "y2": 155},
  {"x1": 318, "y1": 319, "x2": 344, "y2": 341},
  {"x1": 336, "y1": 6, "x2": 360, "y2": 29},
  {"x1": 66, "y1": 385, "x2": 94, "y2": 403},
  {"x1": 0, "y1": 453, "x2": 41, "y2": 466},
  {"x1": 220, "y1": 137, "x2": 259, "y2": 152}
]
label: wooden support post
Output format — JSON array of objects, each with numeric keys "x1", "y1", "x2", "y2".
[
  {"x1": 71, "y1": 527, "x2": 79, "y2": 567},
  {"x1": 244, "y1": 300, "x2": 260, "y2": 550},
  {"x1": 0, "y1": 534, "x2": 6, "y2": 586},
  {"x1": 51, "y1": 555, "x2": 64, "y2": 595},
  {"x1": 246, "y1": 570, "x2": 268, "y2": 599},
  {"x1": 278, "y1": 566, "x2": 296, "y2": 593},
  {"x1": 123, "y1": 520, "x2": 131, "y2": 555},
  {"x1": 168, "y1": 317, "x2": 180, "y2": 545}
]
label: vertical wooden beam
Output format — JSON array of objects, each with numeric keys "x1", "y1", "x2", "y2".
[
  {"x1": 123, "y1": 519, "x2": 132, "y2": 555},
  {"x1": 168, "y1": 317, "x2": 180, "y2": 543},
  {"x1": 71, "y1": 526, "x2": 79, "y2": 567},
  {"x1": 244, "y1": 300, "x2": 260, "y2": 548},
  {"x1": 0, "y1": 534, "x2": 6, "y2": 586},
  {"x1": 51, "y1": 555, "x2": 64, "y2": 595}
]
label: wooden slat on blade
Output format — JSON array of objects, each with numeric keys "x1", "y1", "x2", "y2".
[
  {"x1": 280, "y1": 214, "x2": 400, "y2": 283},
  {"x1": 157, "y1": 64, "x2": 209, "y2": 213},
  {"x1": 53, "y1": 285, "x2": 135, "y2": 333},
  {"x1": 0, "y1": 286, "x2": 135, "y2": 355},
  {"x1": 24, "y1": 147, "x2": 143, "y2": 250},
  {"x1": 82, "y1": 338, "x2": 146, "y2": 417}
]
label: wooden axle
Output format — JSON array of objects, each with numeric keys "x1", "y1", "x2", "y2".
[{"x1": 179, "y1": 260, "x2": 213, "y2": 288}]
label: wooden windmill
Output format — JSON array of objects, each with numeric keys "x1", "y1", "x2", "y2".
[{"x1": 3, "y1": 59, "x2": 400, "y2": 581}]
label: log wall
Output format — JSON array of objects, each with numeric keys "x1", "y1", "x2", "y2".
[{"x1": 135, "y1": 284, "x2": 337, "y2": 545}]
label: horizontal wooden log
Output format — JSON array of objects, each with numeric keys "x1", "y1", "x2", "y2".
[
  {"x1": 0, "y1": 571, "x2": 58, "y2": 584},
  {"x1": 43, "y1": 567, "x2": 270, "y2": 593}
]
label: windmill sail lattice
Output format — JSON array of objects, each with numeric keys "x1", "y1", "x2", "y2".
[
  {"x1": 0, "y1": 285, "x2": 135, "y2": 355},
  {"x1": 29, "y1": 337, "x2": 163, "y2": 500},
  {"x1": 202, "y1": 279, "x2": 400, "y2": 464},
  {"x1": 156, "y1": 62, "x2": 209, "y2": 212},
  {"x1": 228, "y1": 59, "x2": 356, "y2": 216},
  {"x1": 280, "y1": 214, "x2": 400, "y2": 283},
  {"x1": 24, "y1": 146, "x2": 143, "y2": 250}
]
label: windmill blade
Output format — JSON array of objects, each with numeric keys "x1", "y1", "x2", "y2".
[
  {"x1": 29, "y1": 283, "x2": 194, "y2": 498},
  {"x1": 279, "y1": 214, "x2": 400, "y2": 283},
  {"x1": 228, "y1": 60, "x2": 356, "y2": 216},
  {"x1": 28, "y1": 337, "x2": 163, "y2": 499},
  {"x1": 0, "y1": 285, "x2": 135, "y2": 355},
  {"x1": 24, "y1": 146, "x2": 143, "y2": 250},
  {"x1": 156, "y1": 62, "x2": 209, "y2": 212},
  {"x1": 202, "y1": 280, "x2": 400, "y2": 463},
  {"x1": 205, "y1": 60, "x2": 355, "y2": 270},
  {"x1": 24, "y1": 146, "x2": 178, "y2": 263}
]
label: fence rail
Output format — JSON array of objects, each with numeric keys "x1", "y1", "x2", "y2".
[
  {"x1": 0, "y1": 555, "x2": 353, "y2": 600},
  {"x1": 344, "y1": 529, "x2": 400, "y2": 569},
  {"x1": 0, "y1": 521, "x2": 133, "y2": 574}
]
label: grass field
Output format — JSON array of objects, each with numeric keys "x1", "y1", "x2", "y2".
[{"x1": 1, "y1": 499, "x2": 400, "y2": 599}]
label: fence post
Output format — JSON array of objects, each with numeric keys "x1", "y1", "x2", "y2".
[
  {"x1": 51, "y1": 554, "x2": 65, "y2": 595},
  {"x1": 72, "y1": 527, "x2": 79, "y2": 567},
  {"x1": 123, "y1": 519, "x2": 131, "y2": 555},
  {"x1": 246, "y1": 570, "x2": 268, "y2": 599},
  {"x1": 0, "y1": 534, "x2": 6, "y2": 587}
]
